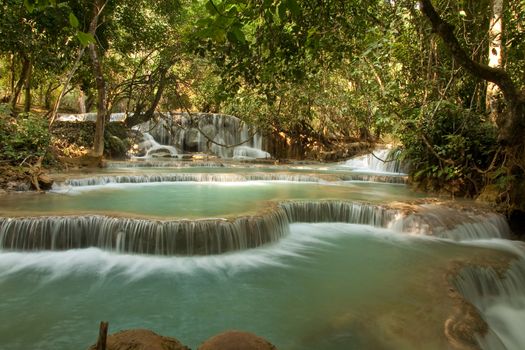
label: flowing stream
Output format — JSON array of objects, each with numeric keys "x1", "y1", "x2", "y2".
[{"x1": 0, "y1": 145, "x2": 523, "y2": 350}]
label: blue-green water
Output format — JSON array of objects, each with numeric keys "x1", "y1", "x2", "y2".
[
  {"x1": 0, "y1": 223, "x2": 504, "y2": 350},
  {"x1": 0, "y1": 181, "x2": 420, "y2": 218},
  {"x1": 0, "y1": 166, "x2": 522, "y2": 350}
]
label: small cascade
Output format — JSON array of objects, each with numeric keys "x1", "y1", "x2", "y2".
[
  {"x1": 53, "y1": 173, "x2": 323, "y2": 189},
  {"x1": 280, "y1": 201, "x2": 510, "y2": 241},
  {"x1": 342, "y1": 148, "x2": 407, "y2": 174},
  {"x1": 390, "y1": 205, "x2": 511, "y2": 241},
  {"x1": 339, "y1": 174, "x2": 408, "y2": 184},
  {"x1": 280, "y1": 201, "x2": 398, "y2": 228},
  {"x1": 105, "y1": 160, "x2": 224, "y2": 168},
  {"x1": 137, "y1": 112, "x2": 271, "y2": 159},
  {"x1": 138, "y1": 132, "x2": 179, "y2": 158},
  {"x1": 453, "y1": 251, "x2": 525, "y2": 350},
  {"x1": 56, "y1": 113, "x2": 127, "y2": 123},
  {"x1": 0, "y1": 210, "x2": 289, "y2": 255},
  {"x1": 233, "y1": 146, "x2": 271, "y2": 160},
  {"x1": 0, "y1": 200, "x2": 510, "y2": 255}
]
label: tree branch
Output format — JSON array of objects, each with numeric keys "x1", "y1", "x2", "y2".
[{"x1": 419, "y1": 0, "x2": 519, "y2": 104}]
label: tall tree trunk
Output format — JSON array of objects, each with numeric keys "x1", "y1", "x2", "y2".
[
  {"x1": 23, "y1": 57, "x2": 32, "y2": 113},
  {"x1": 10, "y1": 54, "x2": 30, "y2": 111},
  {"x1": 486, "y1": 0, "x2": 505, "y2": 123},
  {"x1": 88, "y1": 0, "x2": 107, "y2": 158}
]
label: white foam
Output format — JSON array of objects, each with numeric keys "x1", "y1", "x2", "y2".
[{"x1": 0, "y1": 224, "x2": 404, "y2": 281}]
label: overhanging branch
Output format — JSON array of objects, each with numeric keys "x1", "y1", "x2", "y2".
[{"x1": 419, "y1": 0, "x2": 519, "y2": 104}]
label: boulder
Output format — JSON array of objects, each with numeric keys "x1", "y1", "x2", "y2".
[
  {"x1": 37, "y1": 173, "x2": 54, "y2": 190},
  {"x1": 198, "y1": 330, "x2": 277, "y2": 350},
  {"x1": 87, "y1": 329, "x2": 190, "y2": 350}
]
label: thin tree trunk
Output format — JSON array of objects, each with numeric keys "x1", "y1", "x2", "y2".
[
  {"x1": 486, "y1": 0, "x2": 505, "y2": 123},
  {"x1": 49, "y1": 47, "x2": 86, "y2": 126},
  {"x1": 125, "y1": 66, "x2": 170, "y2": 128},
  {"x1": 78, "y1": 89, "x2": 86, "y2": 113},
  {"x1": 44, "y1": 82, "x2": 60, "y2": 110},
  {"x1": 9, "y1": 54, "x2": 15, "y2": 100},
  {"x1": 23, "y1": 57, "x2": 32, "y2": 113},
  {"x1": 88, "y1": 0, "x2": 107, "y2": 158},
  {"x1": 10, "y1": 55, "x2": 30, "y2": 111}
]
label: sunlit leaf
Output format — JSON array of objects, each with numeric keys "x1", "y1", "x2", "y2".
[
  {"x1": 76, "y1": 31, "x2": 95, "y2": 46},
  {"x1": 69, "y1": 13, "x2": 79, "y2": 28}
]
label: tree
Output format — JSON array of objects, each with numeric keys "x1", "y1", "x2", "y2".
[
  {"x1": 419, "y1": 0, "x2": 525, "y2": 210},
  {"x1": 0, "y1": 0, "x2": 75, "y2": 112},
  {"x1": 486, "y1": 0, "x2": 505, "y2": 123}
]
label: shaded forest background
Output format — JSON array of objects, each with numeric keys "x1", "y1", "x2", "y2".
[{"x1": 0, "y1": 0, "x2": 524, "y2": 213}]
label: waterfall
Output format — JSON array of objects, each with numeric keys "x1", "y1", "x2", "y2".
[
  {"x1": 279, "y1": 201, "x2": 510, "y2": 241},
  {"x1": 0, "y1": 210, "x2": 289, "y2": 255},
  {"x1": 105, "y1": 160, "x2": 225, "y2": 168},
  {"x1": 280, "y1": 201, "x2": 398, "y2": 228},
  {"x1": 342, "y1": 148, "x2": 407, "y2": 174},
  {"x1": 138, "y1": 132, "x2": 179, "y2": 158},
  {"x1": 56, "y1": 113, "x2": 127, "y2": 123},
  {"x1": 53, "y1": 173, "x2": 323, "y2": 189},
  {"x1": 453, "y1": 246, "x2": 525, "y2": 350},
  {"x1": 233, "y1": 146, "x2": 271, "y2": 160},
  {"x1": 137, "y1": 112, "x2": 271, "y2": 159},
  {"x1": 389, "y1": 205, "x2": 511, "y2": 240},
  {"x1": 0, "y1": 201, "x2": 510, "y2": 256},
  {"x1": 339, "y1": 174, "x2": 408, "y2": 184}
]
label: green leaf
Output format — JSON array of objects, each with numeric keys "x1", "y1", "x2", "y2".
[
  {"x1": 76, "y1": 31, "x2": 95, "y2": 46},
  {"x1": 205, "y1": 0, "x2": 218, "y2": 15},
  {"x1": 286, "y1": 0, "x2": 301, "y2": 17},
  {"x1": 69, "y1": 13, "x2": 79, "y2": 28},
  {"x1": 277, "y1": 1, "x2": 287, "y2": 21},
  {"x1": 24, "y1": 0, "x2": 35, "y2": 12},
  {"x1": 231, "y1": 26, "x2": 246, "y2": 43}
]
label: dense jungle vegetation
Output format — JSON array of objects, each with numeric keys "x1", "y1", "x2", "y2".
[{"x1": 0, "y1": 0, "x2": 524, "y2": 213}]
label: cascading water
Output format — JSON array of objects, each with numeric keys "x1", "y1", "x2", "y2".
[
  {"x1": 52, "y1": 173, "x2": 324, "y2": 189},
  {"x1": 453, "y1": 242, "x2": 525, "y2": 350},
  {"x1": 341, "y1": 147, "x2": 407, "y2": 174},
  {"x1": 0, "y1": 199, "x2": 512, "y2": 257},
  {"x1": 136, "y1": 112, "x2": 271, "y2": 159},
  {"x1": 1, "y1": 151, "x2": 525, "y2": 349},
  {"x1": 56, "y1": 112, "x2": 127, "y2": 123},
  {"x1": 0, "y1": 209, "x2": 289, "y2": 255},
  {"x1": 137, "y1": 132, "x2": 179, "y2": 158}
]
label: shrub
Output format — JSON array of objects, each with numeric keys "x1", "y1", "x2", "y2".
[
  {"x1": 0, "y1": 105, "x2": 51, "y2": 165},
  {"x1": 400, "y1": 101, "x2": 498, "y2": 196}
]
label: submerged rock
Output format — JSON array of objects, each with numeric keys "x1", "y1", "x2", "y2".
[
  {"x1": 198, "y1": 330, "x2": 278, "y2": 350},
  {"x1": 87, "y1": 329, "x2": 190, "y2": 350}
]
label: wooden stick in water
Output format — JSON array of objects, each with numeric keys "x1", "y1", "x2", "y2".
[{"x1": 96, "y1": 321, "x2": 109, "y2": 350}]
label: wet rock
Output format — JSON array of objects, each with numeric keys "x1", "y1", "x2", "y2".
[
  {"x1": 87, "y1": 329, "x2": 190, "y2": 350},
  {"x1": 198, "y1": 330, "x2": 278, "y2": 350},
  {"x1": 6, "y1": 181, "x2": 30, "y2": 191},
  {"x1": 183, "y1": 128, "x2": 203, "y2": 151},
  {"x1": 37, "y1": 173, "x2": 54, "y2": 190}
]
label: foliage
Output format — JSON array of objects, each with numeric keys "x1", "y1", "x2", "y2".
[
  {"x1": 0, "y1": 104, "x2": 51, "y2": 164},
  {"x1": 400, "y1": 101, "x2": 498, "y2": 196}
]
